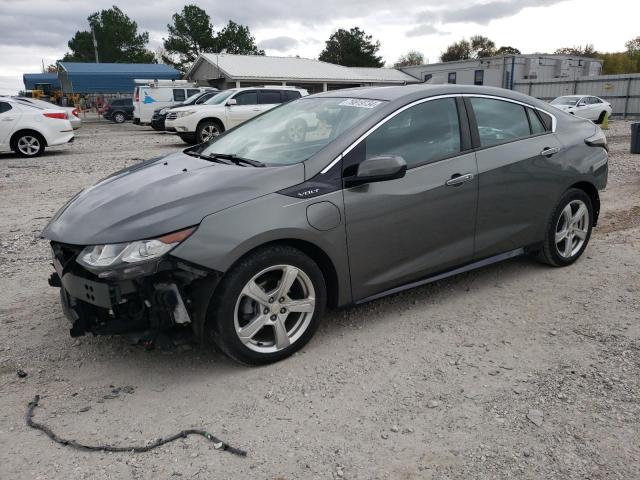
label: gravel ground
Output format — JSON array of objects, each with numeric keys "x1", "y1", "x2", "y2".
[{"x1": 0, "y1": 118, "x2": 639, "y2": 479}]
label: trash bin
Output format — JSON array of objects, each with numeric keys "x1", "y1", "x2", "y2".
[{"x1": 632, "y1": 123, "x2": 640, "y2": 154}]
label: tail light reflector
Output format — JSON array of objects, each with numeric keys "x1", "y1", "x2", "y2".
[{"x1": 71, "y1": 109, "x2": 79, "y2": 118}]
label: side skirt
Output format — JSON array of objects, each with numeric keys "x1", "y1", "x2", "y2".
[{"x1": 355, "y1": 248, "x2": 525, "y2": 305}]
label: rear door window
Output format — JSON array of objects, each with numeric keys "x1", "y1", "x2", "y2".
[
  {"x1": 173, "y1": 89, "x2": 186, "y2": 101},
  {"x1": 0, "y1": 102, "x2": 12, "y2": 114},
  {"x1": 259, "y1": 90, "x2": 282, "y2": 105},
  {"x1": 470, "y1": 98, "x2": 531, "y2": 147},
  {"x1": 364, "y1": 97, "x2": 461, "y2": 168}
]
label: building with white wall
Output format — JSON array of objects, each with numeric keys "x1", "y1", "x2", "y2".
[
  {"x1": 399, "y1": 54, "x2": 603, "y2": 88},
  {"x1": 185, "y1": 53, "x2": 419, "y2": 93}
]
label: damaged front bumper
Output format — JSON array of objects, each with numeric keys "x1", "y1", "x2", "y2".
[{"x1": 49, "y1": 241, "x2": 218, "y2": 339}]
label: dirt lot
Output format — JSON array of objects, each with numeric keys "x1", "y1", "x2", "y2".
[{"x1": 1, "y1": 118, "x2": 639, "y2": 479}]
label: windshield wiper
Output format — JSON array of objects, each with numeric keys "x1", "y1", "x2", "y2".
[
  {"x1": 206, "y1": 152, "x2": 266, "y2": 168},
  {"x1": 184, "y1": 150, "x2": 234, "y2": 165}
]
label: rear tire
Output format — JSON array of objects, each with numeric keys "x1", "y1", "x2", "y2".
[
  {"x1": 205, "y1": 246, "x2": 326, "y2": 365},
  {"x1": 537, "y1": 188, "x2": 593, "y2": 267},
  {"x1": 12, "y1": 132, "x2": 45, "y2": 158}
]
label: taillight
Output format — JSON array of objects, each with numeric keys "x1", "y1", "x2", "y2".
[
  {"x1": 43, "y1": 112, "x2": 68, "y2": 120},
  {"x1": 585, "y1": 128, "x2": 608, "y2": 151},
  {"x1": 71, "y1": 109, "x2": 79, "y2": 118},
  {"x1": 135, "y1": 89, "x2": 139, "y2": 102}
]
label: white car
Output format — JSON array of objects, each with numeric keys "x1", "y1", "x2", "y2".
[
  {"x1": 550, "y1": 95, "x2": 612, "y2": 123},
  {"x1": 13, "y1": 96, "x2": 82, "y2": 129},
  {"x1": 0, "y1": 97, "x2": 74, "y2": 157},
  {"x1": 165, "y1": 86, "x2": 308, "y2": 144}
]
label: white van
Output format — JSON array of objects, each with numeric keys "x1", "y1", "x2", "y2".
[{"x1": 133, "y1": 80, "x2": 209, "y2": 125}]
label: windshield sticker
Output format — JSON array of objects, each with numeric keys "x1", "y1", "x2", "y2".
[{"x1": 339, "y1": 99, "x2": 382, "y2": 109}]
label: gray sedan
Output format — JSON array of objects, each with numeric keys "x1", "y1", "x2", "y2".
[{"x1": 42, "y1": 84, "x2": 608, "y2": 365}]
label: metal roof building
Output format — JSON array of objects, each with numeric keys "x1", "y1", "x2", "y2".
[
  {"x1": 23, "y1": 73, "x2": 61, "y2": 90},
  {"x1": 58, "y1": 62, "x2": 181, "y2": 94},
  {"x1": 185, "y1": 54, "x2": 419, "y2": 93},
  {"x1": 399, "y1": 54, "x2": 603, "y2": 88}
]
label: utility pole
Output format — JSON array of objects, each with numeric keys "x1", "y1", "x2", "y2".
[{"x1": 91, "y1": 24, "x2": 99, "y2": 63}]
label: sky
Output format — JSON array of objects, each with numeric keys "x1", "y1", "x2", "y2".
[{"x1": 0, "y1": 0, "x2": 637, "y2": 94}]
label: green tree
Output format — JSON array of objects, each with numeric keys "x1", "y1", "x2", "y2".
[
  {"x1": 319, "y1": 27, "x2": 383, "y2": 67},
  {"x1": 440, "y1": 39, "x2": 471, "y2": 62},
  {"x1": 162, "y1": 5, "x2": 216, "y2": 71},
  {"x1": 470, "y1": 35, "x2": 496, "y2": 58},
  {"x1": 625, "y1": 36, "x2": 640, "y2": 56},
  {"x1": 213, "y1": 20, "x2": 265, "y2": 55},
  {"x1": 554, "y1": 44, "x2": 597, "y2": 56},
  {"x1": 394, "y1": 50, "x2": 424, "y2": 68},
  {"x1": 62, "y1": 6, "x2": 155, "y2": 63},
  {"x1": 495, "y1": 46, "x2": 521, "y2": 55}
]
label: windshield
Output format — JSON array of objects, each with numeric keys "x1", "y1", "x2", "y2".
[
  {"x1": 204, "y1": 90, "x2": 235, "y2": 105},
  {"x1": 199, "y1": 97, "x2": 387, "y2": 166},
  {"x1": 183, "y1": 92, "x2": 204, "y2": 105},
  {"x1": 551, "y1": 97, "x2": 579, "y2": 106}
]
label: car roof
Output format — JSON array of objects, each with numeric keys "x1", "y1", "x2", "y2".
[{"x1": 312, "y1": 84, "x2": 552, "y2": 108}]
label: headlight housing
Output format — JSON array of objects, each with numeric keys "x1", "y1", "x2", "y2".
[
  {"x1": 175, "y1": 110, "x2": 197, "y2": 118},
  {"x1": 159, "y1": 108, "x2": 169, "y2": 115},
  {"x1": 77, "y1": 227, "x2": 195, "y2": 269}
]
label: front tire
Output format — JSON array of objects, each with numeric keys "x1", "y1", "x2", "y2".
[
  {"x1": 196, "y1": 119, "x2": 223, "y2": 143},
  {"x1": 12, "y1": 132, "x2": 45, "y2": 157},
  {"x1": 538, "y1": 188, "x2": 593, "y2": 267},
  {"x1": 113, "y1": 112, "x2": 126, "y2": 124},
  {"x1": 205, "y1": 246, "x2": 326, "y2": 365}
]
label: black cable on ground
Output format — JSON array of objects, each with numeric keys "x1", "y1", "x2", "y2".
[{"x1": 26, "y1": 395, "x2": 247, "y2": 457}]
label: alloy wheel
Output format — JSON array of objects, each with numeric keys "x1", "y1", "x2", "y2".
[
  {"x1": 555, "y1": 199, "x2": 589, "y2": 258},
  {"x1": 201, "y1": 124, "x2": 220, "y2": 142},
  {"x1": 234, "y1": 264, "x2": 316, "y2": 354},
  {"x1": 114, "y1": 113, "x2": 125, "y2": 123},
  {"x1": 17, "y1": 135, "x2": 41, "y2": 156}
]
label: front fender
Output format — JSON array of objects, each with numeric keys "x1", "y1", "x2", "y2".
[{"x1": 170, "y1": 191, "x2": 352, "y2": 305}]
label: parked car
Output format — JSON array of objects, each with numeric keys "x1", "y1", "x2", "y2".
[
  {"x1": 0, "y1": 97, "x2": 74, "y2": 157},
  {"x1": 103, "y1": 98, "x2": 134, "y2": 123},
  {"x1": 150, "y1": 89, "x2": 218, "y2": 131},
  {"x1": 165, "y1": 86, "x2": 308, "y2": 144},
  {"x1": 133, "y1": 81, "x2": 207, "y2": 125},
  {"x1": 550, "y1": 95, "x2": 612, "y2": 123},
  {"x1": 13, "y1": 96, "x2": 82, "y2": 129},
  {"x1": 42, "y1": 85, "x2": 608, "y2": 365}
]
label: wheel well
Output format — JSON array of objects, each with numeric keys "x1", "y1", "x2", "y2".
[
  {"x1": 10, "y1": 129, "x2": 47, "y2": 148},
  {"x1": 570, "y1": 181, "x2": 600, "y2": 226},
  {"x1": 198, "y1": 117, "x2": 225, "y2": 132},
  {"x1": 230, "y1": 239, "x2": 340, "y2": 308}
]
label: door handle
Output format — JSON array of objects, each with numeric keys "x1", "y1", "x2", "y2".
[
  {"x1": 2, "y1": 117, "x2": 14, "y2": 121},
  {"x1": 445, "y1": 173, "x2": 474, "y2": 186},
  {"x1": 540, "y1": 146, "x2": 560, "y2": 157},
  {"x1": 252, "y1": 108, "x2": 261, "y2": 111}
]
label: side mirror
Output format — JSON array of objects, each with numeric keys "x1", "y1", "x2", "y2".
[
  {"x1": 577, "y1": 102, "x2": 586, "y2": 107},
  {"x1": 345, "y1": 155, "x2": 407, "y2": 187},
  {"x1": 226, "y1": 98, "x2": 237, "y2": 106}
]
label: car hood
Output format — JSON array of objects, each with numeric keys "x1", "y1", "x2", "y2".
[
  {"x1": 42, "y1": 151, "x2": 305, "y2": 246},
  {"x1": 171, "y1": 105, "x2": 222, "y2": 113}
]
